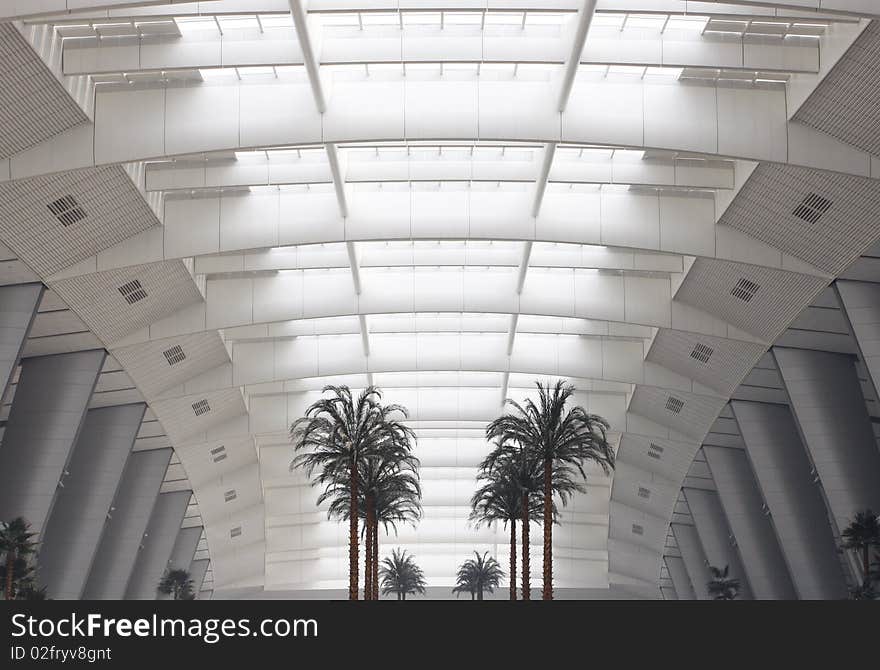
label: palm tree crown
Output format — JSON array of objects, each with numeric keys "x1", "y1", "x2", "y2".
[
  {"x1": 158, "y1": 568, "x2": 195, "y2": 600},
  {"x1": 841, "y1": 509, "x2": 880, "y2": 580},
  {"x1": 0, "y1": 517, "x2": 37, "y2": 601},
  {"x1": 379, "y1": 548, "x2": 427, "y2": 600},
  {"x1": 453, "y1": 552, "x2": 505, "y2": 600},
  {"x1": 486, "y1": 380, "x2": 614, "y2": 600},
  {"x1": 707, "y1": 565, "x2": 741, "y2": 600}
]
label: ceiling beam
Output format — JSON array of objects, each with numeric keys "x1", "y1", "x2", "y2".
[
  {"x1": 288, "y1": 0, "x2": 326, "y2": 113},
  {"x1": 558, "y1": 0, "x2": 598, "y2": 112}
]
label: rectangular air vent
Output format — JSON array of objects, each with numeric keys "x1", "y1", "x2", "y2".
[
  {"x1": 118, "y1": 279, "x2": 147, "y2": 305},
  {"x1": 230, "y1": 526, "x2": 242, "y2": 538},
  {"x1": 223, "y1": 489, "x2": 237, "y2": 503},
  {"x1": 631, "y1": 524, "x2": 644, "y2": 536},
  {"x1": 163, "y1": 345, "x2": 186, "y2": 366},
  {"x1": 665, "y1": 396, "x2": 685, "y2": 414},
  {"x1": 792, "y1": 192, "x2": 832, "y2": 224},
  {"x1": 730, "y1": 278, "x2": 760, "y2": 303},
  {"x1": 637, "y1": 486, "x2": 651, "y2": 499},
  {"x1": 647, "y1": 443, "x2": 664, "y2": 460},
  {"x1": 192, "y1": 399, "x2": 211, "y2": 416},
  {"x1": 690, "y1": 343, "x2": 714, "y2": 364},
  {"x1": 47, "y1": 195, "x2": 87, "y2": 227},
  {"x1": 210, "y1": 445, "x2": 227, "y2": 463}
]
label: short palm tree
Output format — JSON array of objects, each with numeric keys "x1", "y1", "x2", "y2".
[
  {"x1": 0, "y1": 518, "x2": 37, "y2": 600},
  {"x1": 158, "y1": 568, "x2": 195, "y2": 600},
  {"x1": 379, "y1": 548, "x2": 426, "y2": 600},
  {"x1": 841, "y1": 509, "x2": 880, "y2": 581},
  {"x1": 487, "y1": 381, "x2": 615, "y2": 600},
  {"x1": 471, "y1": 444, "x2": 545, "y2": 600},
  {"x1": 291, "y1": 385, "x2": 414, "y2": 600},
  {"x1": 707, "y1": 565, "x2": 741, "y2": 600},
  {"x1": 452, "y1": 552, "x2": 504, "y2": 600}
]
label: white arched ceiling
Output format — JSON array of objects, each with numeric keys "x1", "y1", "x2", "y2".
[{"x1": 0, "y1": 0, "x2": 878, "y2": 595}]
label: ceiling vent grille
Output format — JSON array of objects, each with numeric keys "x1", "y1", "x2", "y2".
[
  {"x1": 637, "y1": 486, "x2": 651, "y2": 499},
  {"x1": 47, "y1": 195, "x2": 87, "y2": 227},
  {"x1": 665, "y1": 396, "x2": 685, "y2": 414},
  {"x1": 792, "y1": 192, "x2": 833, "y2": 224},
  {"x1": 210, "y1": 445, "x2": 227, "y2": 463},
  {"x1": 192, "y1": 399, "x2": 211, "y2": 416},
  {"x1": 730, "y1": 278, "x2": 760, "y2": 303},
  {"x1": 690, "y1": 343, "x2": 714, "y2": 364},
  {"x1": 118, "y1": 279, "x2": 148, "y2": 305},
  {"x1": 223, "y1": 489, "x2": 237, "y2": 503},
  {"x1": 631, "y1": 524, "x2": 644, "y2": 536},
  {"x1": 162, "y1": 345, "x2": 186, "y2": 366},
  {"x1": 647, "y1": 443, "x2": 664, "y2": 460},
  {"x1": 229, "y1": 526, "x2": 242, "y2": 538}
]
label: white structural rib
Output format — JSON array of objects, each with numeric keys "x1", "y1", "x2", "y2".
[
  {"x1": 531, "y1": 143, "x2": 557, "y2": 219},
  {"x1": 325, "y1": 143, "x2": 347, "y2": 217},
  {"x1": 288, "y1": 0, "x2": 326, "y2": 113},
  {"x1": 558, "y1": 0, "x2": 598, "y2": 112}
]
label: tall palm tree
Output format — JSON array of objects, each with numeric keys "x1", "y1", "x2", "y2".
[
  {"x1": 707, "y1": 565, "x2": 741, "y2": 600},
  {"x1": 291, "y1": 385, "x2": 413, "y2": 600},
  {"x1": 470, "y1": 446, "x2": 545, "y2": 600},
  {"x1": 0, "y1": 518, "x2": 37, "y2": 601},
  {"x1": 487, "y1": 380, "x2": 614, "y2": 600},
  {"x1": 452, "y1": 551, "x2": 504, "y2": 600},
  {"x1": 841, "y1": 509, "x2": 880, "y2": 581},
  {"x1": 158, "y1": 568, "x2": 195, "y2": 600},
  {"x1": 379, "y1": 548, "x2": 426, "y2": 600},
  {"x1": 477, "y1": 441, "x2": 544, "y2": 600},
  {"x1": 327, "y1": 463, "x2": 422, "y2": 600}
]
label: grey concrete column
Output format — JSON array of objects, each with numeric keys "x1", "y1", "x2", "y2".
[
  {"x1": 660, "y1": 586, "x2": 678, "y2": 600},
  {"x1": 168, "y1": 526, "x2": 202, "y2": 572},
  {"x1": 664, "y1": 556, "x2": 696, "y2": 600},
  {"x1": 683, "y1": 487, "x2": 753, "y2": 599},
  {"x1": 671, "y1": 524, "x2": 711, "y2": 600},
  {"x1": 0, "y1": 349, "x2": 105, "y2": 536},
  {"x1": 731, "y1": 401, "x2": 848, "y2": 599},
  {"x1": 0, "y1": 283, "x2": 41, "y2": 396},
  {"x1": 189, "y1": 559, "x2": 210, "y2": 596},
  {"x1": 773, "y1": 347, "x2": 880, "y2": 535},
  {"x1": 82, "y1": 448, "x2": 172, "y2": 600},
  {"x1": 124, "y1": 490, "x2": 193, "y2": 600},
  {"x1": 37, "y1": 403, "x2": 146, "y2": 599},
  {"x1": 837, "y1": 279, "x2": 880, "y2": 396},
  {"x1": 703, "y1": 445, "x2": 797, "y2": 600},
  {"x1": 156, "y1": 526, "x2": 203, "y2": 600}
]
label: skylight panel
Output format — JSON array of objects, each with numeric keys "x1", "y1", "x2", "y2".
[
  {"x1": 623, "y1": 14, "x2": 667, "y2": 32},
  {"x1": 218, "y1": 15, "x2": 261, "y2": 31},
  {"x1": 199, "y1": 67, "x2": 238, "y2": 81},
  {"x1": 644, "y1": 66, "x2": 683, "y2": 80},
  {"x1": 484, "y1": 12, "x2": 525, "y2": 27},
  {"x1": 259, "y1": 14, "x2": 295, "y2": 29},
  {"x1": 174, "y1": 16, "x2": 218, "y2": 34},
  {"x1": 591, "y1": 13, "x2": 625, "y2": 30},
  {"x1": 665, "y1": 16, "x2": 710, "y2": 33}
]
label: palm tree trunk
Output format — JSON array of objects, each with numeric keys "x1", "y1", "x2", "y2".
[
  {"x1": 542, "y1": 457, "x2": 553, "y2": 600},
  {"x1": 349, "y1": 462, "x2": 359, "y2": 601},
  {"x1": 477, "y1": 589, "x2": 483, "y2": 601},
  {"x1": 372, "y1": 518, "x2": 379, "y2": 600},
  {"x1": 864, "y1": 545, "x2": 870, "y2": 581},
  {"x1": 521, "y1": 492, "x2": 530, "y2": 601},
  {"x1": 5, "y1": 550, "x2": 14, "y2": 600},
  {"x1": 509, "y1": 519, "x2": 517, "y2": 601},
  {"x1": 364, "y1": 496, "x2": 373, "y2": 601}
]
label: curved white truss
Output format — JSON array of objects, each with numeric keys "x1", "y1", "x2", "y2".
[{"x1": 0, "y1": 0, "x2": 877, "y2": 595}]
